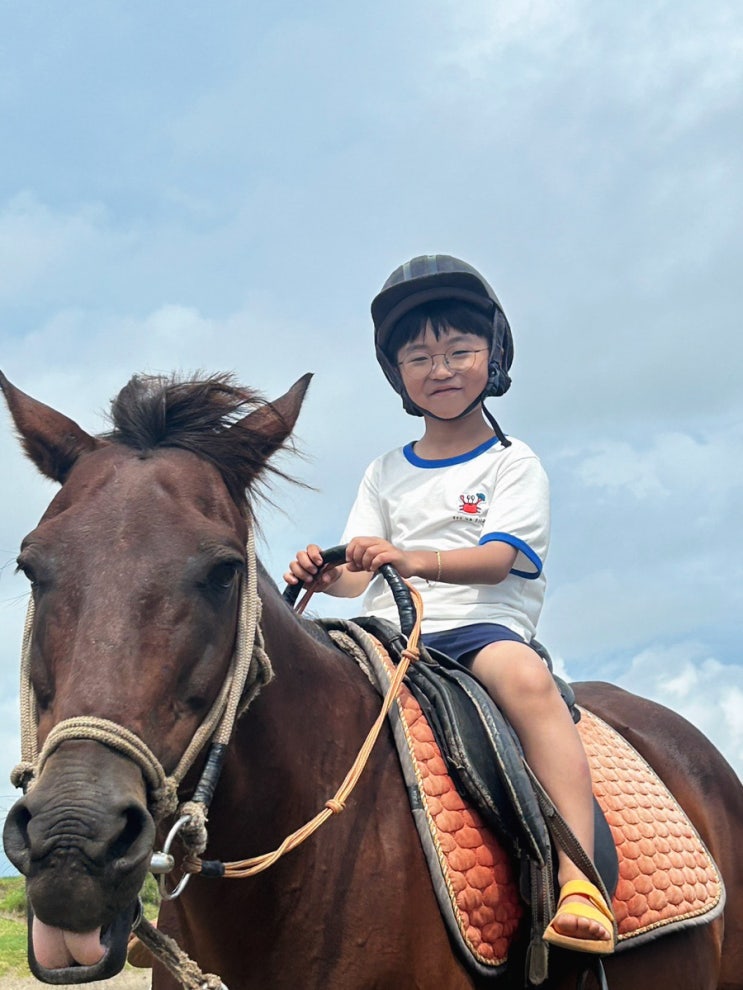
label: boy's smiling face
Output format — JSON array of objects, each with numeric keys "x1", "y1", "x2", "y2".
[{"x1": 396, "y1": 323, "x2": 490, "y2": 420}]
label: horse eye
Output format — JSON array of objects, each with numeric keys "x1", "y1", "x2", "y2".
[
  {"x1": 208, "y1": 561, "x2": 242, "y2": 591},
  {"x1": 16, "y1": 558, "x2": 38, "y2": 587}
]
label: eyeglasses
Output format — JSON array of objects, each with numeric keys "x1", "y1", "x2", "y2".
[{"x1": 397, "y1": 347, "x2": 488, "y2": 381}]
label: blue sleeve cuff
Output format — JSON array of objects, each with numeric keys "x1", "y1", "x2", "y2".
[{"x1": 479, "y1": 532, "x2": 543, "y2": 579}]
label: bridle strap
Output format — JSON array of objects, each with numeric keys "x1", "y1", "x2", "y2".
[
  {"x1": 35, "y1": 716, "x2": 178, "y2": 820},
  {"x1": 11, "y1": 526, "x2": 272, "y2": 828},
  {"x1": 170, "y1": 526, "x2": 271, "y2": 784}
]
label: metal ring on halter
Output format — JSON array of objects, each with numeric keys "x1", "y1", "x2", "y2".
[{"x1": 155, "y1": 814, "x2": 194, "y2": 900}]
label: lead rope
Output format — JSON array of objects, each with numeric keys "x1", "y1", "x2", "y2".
[{"x1": 131, "y1": 916, "x2": 226, "y2": 990}]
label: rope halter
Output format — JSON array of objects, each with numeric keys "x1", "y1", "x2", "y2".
[{"x1": 11, "y1": 526, "x2": 273, "y2": 833}]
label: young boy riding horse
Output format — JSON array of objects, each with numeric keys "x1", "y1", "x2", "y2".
[{"x1": 285, "y1": 254, "x2": 615, "y2": 953}]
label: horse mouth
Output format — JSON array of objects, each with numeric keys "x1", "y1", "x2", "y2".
[{"x1": 27, "y1": 900, "x2": 141, "y2": 985}]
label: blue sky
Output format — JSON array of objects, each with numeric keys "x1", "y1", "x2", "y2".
[{"x1": 0, "y1": 0, "x2": 741, "y2": 871}]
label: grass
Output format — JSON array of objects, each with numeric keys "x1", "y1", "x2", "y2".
[
  {"x1": 0, "y1": 875, "x2": 161, "y2": 977},
  {"x1": 0, "y1": 915, "x2": 27, "y2": 976},
  {"x1": 0, "y1": 879, "x2": 28, "y2": 976},
  {"x1": 0, "y1": 878, "x2": 25, "y2": 918}
]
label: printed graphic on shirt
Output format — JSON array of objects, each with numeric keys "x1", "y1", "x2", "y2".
[{"x1": 459, "y1": 492, "x2": 486, "y2": 515}]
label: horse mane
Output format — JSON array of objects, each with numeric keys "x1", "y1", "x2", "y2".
[{"x1": 104, "y1": 373, "x2": 299, "y2": 509}]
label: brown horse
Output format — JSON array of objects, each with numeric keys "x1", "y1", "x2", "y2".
[{"x1": 1, "y1": 369, "x2": 742, "y2": 990}]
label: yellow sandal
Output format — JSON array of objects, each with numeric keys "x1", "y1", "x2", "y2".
[{"x1": 543, "y1": 879, "x2": 616, "y2": 955}]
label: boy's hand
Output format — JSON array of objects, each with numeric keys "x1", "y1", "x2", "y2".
[
  {"x1": 345, "y1": 536, "x2": 429, "y2": 580},
  {"x1": 284, "y1": 544, "x2": 343, "y2": 591}
]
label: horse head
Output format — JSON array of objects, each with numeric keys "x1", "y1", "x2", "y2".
[{"x1": 1, "y1": 369, "x2": 311, "y2": 982}]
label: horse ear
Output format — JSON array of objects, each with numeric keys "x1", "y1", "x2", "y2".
[
  {"x1": 0, "y1": 371, "x2": 101, "y2": 482},
  {"x1": 239, "y1": 373, "x2": 313, "y2": 459}
]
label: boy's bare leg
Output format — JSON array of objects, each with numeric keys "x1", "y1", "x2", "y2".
[{"x1": 469, "y1": 642, "x2": 611, "y2": 943}]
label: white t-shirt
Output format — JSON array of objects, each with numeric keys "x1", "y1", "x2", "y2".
[{"x1": 341, "y1": 435, "x2": 550, "y2": 640}]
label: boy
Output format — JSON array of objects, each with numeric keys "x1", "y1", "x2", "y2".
[{"x1": 285, "y1": 255, "x2": 614, "y2": 953}]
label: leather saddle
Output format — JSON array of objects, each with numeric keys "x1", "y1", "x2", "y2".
[{"x1": 352, "y1": 615, "x2": 618, "y2": 983}]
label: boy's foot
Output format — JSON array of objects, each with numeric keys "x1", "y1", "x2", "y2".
[{"x1": 543, "y1": 880, "x2": 615, "y2": 954}]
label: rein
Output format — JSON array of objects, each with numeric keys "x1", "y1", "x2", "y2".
[{"x1": 184, "y1": 580, "x2": 423, "y2": 879}]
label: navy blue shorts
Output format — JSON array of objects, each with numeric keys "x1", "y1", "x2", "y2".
[{"x1": 422, "y1": 622, "x2": 527, "y2": 667}]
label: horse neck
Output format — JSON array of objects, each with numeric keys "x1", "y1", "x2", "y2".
[
  {"x1": 257, "y1": 579, "x2": 375, "y2": 726},
  {"x1": 211, "y1": 580, "x2": 382, "y2": 840}
]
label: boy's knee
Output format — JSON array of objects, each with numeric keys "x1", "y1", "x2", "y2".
[
  {"x1": 473, "y1": 641, "x2": 555, "y2": 701},
  {"x1": 514, "y1": 653, "x2": 556, "y2": 701}
]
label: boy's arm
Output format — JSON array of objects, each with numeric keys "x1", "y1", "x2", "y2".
[
  {"x1": 285, "y1": 537, "x2": 521, "y2": 595},
  {"x1": 345, "y1": 537, "x2": 518, "y2": 586}
]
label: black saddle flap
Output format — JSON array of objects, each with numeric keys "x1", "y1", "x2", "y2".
[
  {"x1": 407, "y1": 658, "x2": 551, "y2": 865},
  {"x1": 354, "y1": 615, "x2": 551, "y2": 866}
]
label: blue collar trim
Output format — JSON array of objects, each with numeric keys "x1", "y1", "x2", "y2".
[{"x1": 403, "y1": 435, "x2": 502, "y2": 469}]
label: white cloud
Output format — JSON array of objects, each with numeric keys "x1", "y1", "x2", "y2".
[
  {"x1": 569, "y1": 428, "x2": 743, "y2": 511},
  {"x1": 574, "y1": 441, "x2": 670, "y2": 499},
  {"x1": 440, "y1": 0, "x2": 579, "y2": 73},
  {"x1": 0, "y1": 192, "x2": 134, "y2": 304},
  {"x1": 546, "y1": 639, "x2": 743, "y2": 778},
  {"x1": 439, "y1": 0, "x2": 743, "y2": 131},
  {"x1": 615, "y1": 644, "x2": 743, "y2": 777},
  {"x1": 535, "y1": 420, "x2": 743, "y2": 763},
  {"x1": 660, "y1": 660, "x2": 699, "y2": 698}
]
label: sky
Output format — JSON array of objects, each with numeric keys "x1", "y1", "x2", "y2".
[{"x1": 0, "y1": 1, "x2": 741, "y2": 872}]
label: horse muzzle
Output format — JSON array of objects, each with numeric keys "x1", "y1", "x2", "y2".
[{"x1": 2, "y1": 741, "x2": 156, "y2": 983}]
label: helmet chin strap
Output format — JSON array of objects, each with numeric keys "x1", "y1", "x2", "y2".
[
  {"x1": 482, "y1": 404, "x2": 512, "y2": 447},
  {"x1": 403, "y1": 390, "x2": 512, "y2": 448}
]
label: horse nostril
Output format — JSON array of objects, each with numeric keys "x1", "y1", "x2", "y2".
[
  {"x1": 110, "y1": 804, "x2": 155, "y2": 873},
  {"x1": 3, "y1": 800, "x2": 32, "y2": 875}
]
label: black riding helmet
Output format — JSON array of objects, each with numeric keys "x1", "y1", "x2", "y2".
[{"x1": 371, "y1": 255, "x2": 514, "y2": 420}]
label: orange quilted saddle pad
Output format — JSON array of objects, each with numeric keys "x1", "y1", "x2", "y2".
[{"x1": 382, "y1": 648, "x2": 724, "y2": 969}]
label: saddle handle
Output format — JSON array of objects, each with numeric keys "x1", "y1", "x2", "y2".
[{"x1": 281, "y1": 543, "x2": 417, "y2": 638}]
